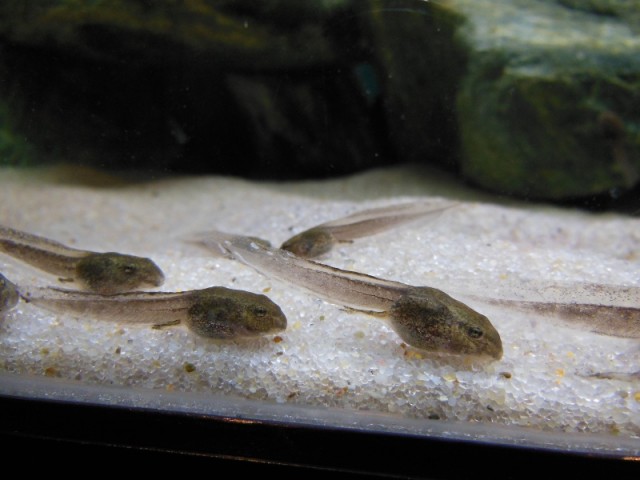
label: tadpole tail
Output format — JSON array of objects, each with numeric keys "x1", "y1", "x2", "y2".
[
  {"x1": 192, "y1": 230, "x2": 407, "y2": 310},
  {"x1": 467, "y1": 295, "x2": 640, "y2": 339}
]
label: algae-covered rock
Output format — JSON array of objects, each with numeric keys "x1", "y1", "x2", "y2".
[
  {"x1": 358, "y1": 0, "x2": 640, "y2": 200},
  {"x1": 555, "y1": 0, "x2": 640, "y2": 22},
  {"x1": 452, "y1": 0, "x2": 640, "y2": 199}
]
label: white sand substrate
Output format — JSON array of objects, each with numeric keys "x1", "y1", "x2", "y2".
[{"x1": 0, "y1": 165, "x2": 638, "y2": 453}]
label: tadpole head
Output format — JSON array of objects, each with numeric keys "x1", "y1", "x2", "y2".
[
  {"x1": 390, "y1": 287, "x2": 503, "y2": 360},
  {"x1": 281, "y1": 228, "x2": 336, "y2": 259},
  {"x1": 186, "y1": 287, "x2": 287, "y2": 339},
  {"x1": 0, "y1": 273, "x2": 19, "y2": 313},
  {"x1": 76, "y1": 253, "x2": 165, "y2": 295}
]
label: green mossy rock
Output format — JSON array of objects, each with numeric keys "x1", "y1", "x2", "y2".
[
  {"x1": 452, "y1": 0, "x2": 640, "y2": 199},
  {"x1": 361, "y1": 0, "x2": 640, "y2": 200},
  {"x1": 555, "y1": 0, "x2": 640, "y2": 23}
]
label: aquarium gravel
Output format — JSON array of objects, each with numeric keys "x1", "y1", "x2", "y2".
[{"x1": 0, "y1": 165, "x2": 638, "y2": 447}]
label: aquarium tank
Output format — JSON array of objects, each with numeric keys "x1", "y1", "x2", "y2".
[{"x1": 0, "y1": 1, "x2": 638, "y2": 476}]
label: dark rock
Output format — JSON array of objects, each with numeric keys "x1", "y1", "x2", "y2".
[
  {"x1": 0, "y1": 0, "x2": 381, "y2": 175},
  {"x1": 360, "y1": 0, "x2": 467, "y2": 171},
  {"x1": 225, "y1": 70, "x2": 389, "y2": 177},
  {"x1": 0, "y1": 0, "x2": 638, "y2": 205},
  {"x1": 0, "y1": 95, "x2": 34, "y2": 167},
  {"x1": 0, "y1": 0, "x2": 346, "y2": 69}
]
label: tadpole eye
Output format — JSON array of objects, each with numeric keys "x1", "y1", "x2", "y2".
[
  {"x1": 466, "y1": 326, "x2": 484, "y2": 339},
  {"x1": 252, "y1": 306, "x2": 268, "y2": 317},
  {"x1": 122, "y1": 264, "x2": 138, "y2": 275}
]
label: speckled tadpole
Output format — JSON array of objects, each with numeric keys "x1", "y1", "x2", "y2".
[
  {"x1": 20, "y1": 285, "x2": 287, "y2": 339},
  {"x1": 0, "y1": 224, "x2": 165, "y2": 295},
  {"x1": 193, "y1": 231, "x2": 503, "y2": 360},
  {"x1": 281, "y1": 201, "x2": 456, "y2": 258}
]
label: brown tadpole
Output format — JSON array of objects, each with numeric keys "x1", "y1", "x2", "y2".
[
  {"x1": 19, "y1": 285, "x2": 287, "y2": 339},
  {"x1": 281, "y1": 201, "x2": 458, "y2": 259},
  {"x1": 0, "y1": 224, "x2": 165, "y2": 295}
]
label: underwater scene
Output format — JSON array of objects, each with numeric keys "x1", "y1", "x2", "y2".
[{"x1": 0, "y1": 0, "x2": 639, "y2": 463}]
